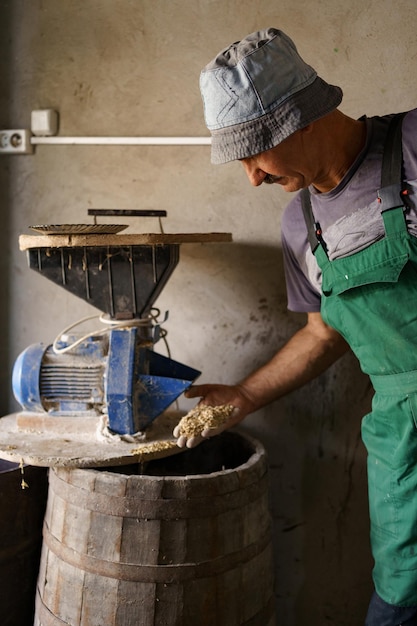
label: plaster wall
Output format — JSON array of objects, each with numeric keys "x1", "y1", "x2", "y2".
[{"x1": 1, "y1": 1, "x2": 416, "y2": 624}]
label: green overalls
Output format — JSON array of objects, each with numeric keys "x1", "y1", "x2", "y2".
[{"x1": 301, "y1": 113, "x2": 417, "y2": 606}]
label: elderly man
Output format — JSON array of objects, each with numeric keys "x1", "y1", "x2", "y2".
[{"x1": 174, "y1": 28, "x2": 417, "y2": 625}]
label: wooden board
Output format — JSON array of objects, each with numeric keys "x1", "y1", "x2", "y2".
[
  {"x1": 0, "y1": 411, "x2": 185, "y2": 468},
  {"x1": 19, "y1": 232, "x2": 232, "y2": 250}
]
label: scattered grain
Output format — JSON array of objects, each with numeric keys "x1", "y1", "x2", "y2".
[{"x1": 130, "y1": 440, "x2": 177, "y2": 457}]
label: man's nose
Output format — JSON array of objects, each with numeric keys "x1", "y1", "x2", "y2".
[{"x1": 240, "y1": 160, "x2": 266, "y2": 186}]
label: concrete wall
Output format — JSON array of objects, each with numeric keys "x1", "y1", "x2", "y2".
[{"x1": 1, "y1": 1, "x2": 416, "y2": 624}]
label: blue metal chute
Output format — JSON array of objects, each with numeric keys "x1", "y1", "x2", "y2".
[
  {"x1": 105, "y1": 328, "x2": 200, "y2": 434},
  {"x1": 135, "y1": 351, "x2": 201, "y2": 432}
]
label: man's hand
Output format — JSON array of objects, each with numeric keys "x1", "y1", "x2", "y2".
[{"x1": 173, "y1": 385, "x2": 252, "y2": 448}]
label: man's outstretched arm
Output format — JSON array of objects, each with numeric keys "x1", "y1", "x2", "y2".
[{"x1": 176, "y1": 312, "x2": 350, "y2": 446}]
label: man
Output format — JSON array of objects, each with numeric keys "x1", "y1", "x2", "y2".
[{"x1": 174, "y1": 28, "x2": 417, "y2": 625}]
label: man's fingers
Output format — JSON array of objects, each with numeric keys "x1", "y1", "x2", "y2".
[
  {"x1": 176, "y1": 435, "x2": 188, "y2": 448},
  {"x1": 184, "y1": 385, "x2": 207, "y2": 399}
]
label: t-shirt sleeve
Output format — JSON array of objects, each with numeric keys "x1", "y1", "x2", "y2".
[{"x1": 281, "y1": 195, "x2": 322, "y2": 313}]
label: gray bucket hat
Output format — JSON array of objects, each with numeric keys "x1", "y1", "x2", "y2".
[{"x1": 200, "y1": 28, "x2": 343, "y2": 164}]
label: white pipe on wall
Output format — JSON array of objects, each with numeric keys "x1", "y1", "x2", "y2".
[{"x1": 30, "y1": 136, "x2": 211, "y2": 145}]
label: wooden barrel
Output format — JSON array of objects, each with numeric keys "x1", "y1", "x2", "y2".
[
  {"x1": 0, "y1": 460, "x2": 48, "y2": 626},
  {"x1": 35, "y1": 431, "x2": 275, "y2": 626}
]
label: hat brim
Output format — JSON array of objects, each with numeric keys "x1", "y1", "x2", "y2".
[{"x1": 210, "y1": 77, "x2": 343, "y2": 165}]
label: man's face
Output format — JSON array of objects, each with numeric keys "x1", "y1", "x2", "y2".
[{"x1": 239, "y1": 129, "x2": 314, "y2": 193}]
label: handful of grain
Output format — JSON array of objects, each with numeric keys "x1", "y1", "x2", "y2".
[{"x1": 175, "y1": 404, "x2": 235, "y2": 438}]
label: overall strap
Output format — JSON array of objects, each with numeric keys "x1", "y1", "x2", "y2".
[
  {"x1": 300, "y1": 188, "x2": 323, "y2": 255},
  {"x1": 302, "y1": 112, "x2": 407, "y2": 253}
]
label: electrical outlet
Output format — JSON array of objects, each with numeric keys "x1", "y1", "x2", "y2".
[{"x1": 0, "y1": 130, "x2": 33, "y2": 154}]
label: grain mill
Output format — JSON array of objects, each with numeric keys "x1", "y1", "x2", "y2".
[
  {"x1": 0, "y1": 215, "x2": 276, "y2": 626},
  {"x1": 0, "y1": 210, "x2": 232, "y2": 467}
]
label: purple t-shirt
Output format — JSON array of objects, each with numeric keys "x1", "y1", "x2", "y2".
[{"x1": 281, "y1": 109, "x2": 417, "y2": 312}]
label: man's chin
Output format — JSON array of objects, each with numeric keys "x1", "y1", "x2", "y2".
[{"x1": 278, "y1": 179, "x2": 299, "y2": 192}]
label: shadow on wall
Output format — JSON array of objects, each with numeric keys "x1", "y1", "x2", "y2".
[
  {"x1": 246, "y1": 353, "x2": 374, "y2": 624},
  {"x1": 176, "y1": 240, "x2": 304, "y2": 370},
  {"x1": 0, "y1": 3, "x2": 13, "y2": 416}
]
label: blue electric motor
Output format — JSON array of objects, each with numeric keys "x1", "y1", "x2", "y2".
[{"x1": 12, "y1": 326, "x2": 200, "y2": 435}]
